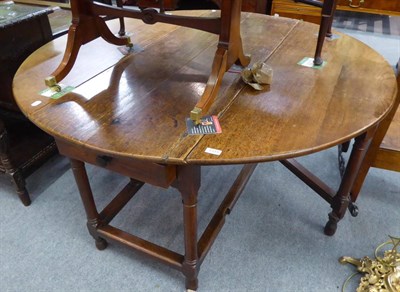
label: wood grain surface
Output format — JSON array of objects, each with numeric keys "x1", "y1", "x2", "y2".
[{"x1": 13, "y1": 11, "x2": 397, "y2": 165}]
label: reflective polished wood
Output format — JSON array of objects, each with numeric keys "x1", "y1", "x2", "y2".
[{"x1": 13, "y1": 11, "x2": 398, "y2": 290}]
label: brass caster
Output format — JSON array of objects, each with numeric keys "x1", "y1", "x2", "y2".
[
  {"x1": 44, "y1": 76, "x2": 61, "y2": 92},
  {"x1": 125, "y1": 36, "x2": 133, "y2": 48},
  {"x1": 190, "y1": 107, "x2": 202, "y2": 125}
]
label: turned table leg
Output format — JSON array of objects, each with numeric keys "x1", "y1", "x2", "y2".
[
  {"x1": 175, "y1": 165, "x2": 201, "y2": 291},
  {"x1": 324, "y1": 127, "x2": 378, "y2": 235},
  {"x1": 70, "y1": 158, "x2": 107, "y2": 250},
  {"x1": 0, "y1": 119, "x2": 31, "y2": 206}
]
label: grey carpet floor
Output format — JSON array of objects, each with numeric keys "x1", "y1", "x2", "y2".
[{"x1": 1, "y1": 11, "x2": 399, "y2": 292}]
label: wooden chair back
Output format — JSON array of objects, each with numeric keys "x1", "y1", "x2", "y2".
[{"x1": 351, "y1": 69, "x2": 400, "y2": 203}]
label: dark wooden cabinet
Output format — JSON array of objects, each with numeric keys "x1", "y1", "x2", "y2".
[
  {"x1": 0, "y1": 2, "x2": 57, "y2": 205},
  {"x1": 271, "y1": 0, "x2": 400, "y2": 24},
  {"x1": 0, "y1": 3, "x2": 53, "y2": 111},
  {"x1": 336, "y1": 0, "x2": 400, "y2": 14}
]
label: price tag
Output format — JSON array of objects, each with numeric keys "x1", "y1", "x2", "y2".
[{"x1": 205, "y1": 147, "x2": 222, "y2": 156}]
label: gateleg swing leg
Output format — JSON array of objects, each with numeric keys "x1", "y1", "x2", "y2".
[{"x1": 324, "y1": 127, "x2": 378, "y2": 235}]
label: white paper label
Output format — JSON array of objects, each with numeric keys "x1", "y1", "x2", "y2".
[
  {"x1": 205, "y1": 147, "x2": 222, "y2": 156},
  {"x1": 31, "y1": 100, "x2": 42, "y2": 107}
]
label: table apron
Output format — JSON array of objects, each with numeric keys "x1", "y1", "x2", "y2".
[{"x1": 56, "y1": 139, "x2": 176, "y2": 188}]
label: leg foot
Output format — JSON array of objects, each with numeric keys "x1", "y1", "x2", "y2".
[
  {"x1": 0, "y1": 122, "x2": 31, "y2": 206},
  {"x1": 324, "y1": 194, "x2": 349, "y2": 236},
  {"x1": 185, "y1": 277, "x2": 198, "y2": 292},
  {"x1": 17, "y1": 188, "x2": 31, "y2": 206},
  {"x1": 313, "y1": 57, "x2": 323, "y2": 66},
  {"x1": 12, "y1": 170, "x2": 31, "y2": 206},
  {"x1": 324, "y1": 213, "x2": 338, "y2": 236},
  {"x1": 95, "y1": 238, "x2": 108, "y2": 250}
]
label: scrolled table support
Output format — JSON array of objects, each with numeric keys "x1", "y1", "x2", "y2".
[
  {"x1": 191, "y1": 0, "x2": 250, "y2": 124},
  {"x1": 45, "y1": 0, "x2": 250, "y2": 123},
  {"x1": 45, "y1": 0, "x2": 132, "y2": 89}
]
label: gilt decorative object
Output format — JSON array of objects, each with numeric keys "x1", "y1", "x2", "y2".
[{"x1": 340, "y1": 236, "x2": 400, "y2": 292}]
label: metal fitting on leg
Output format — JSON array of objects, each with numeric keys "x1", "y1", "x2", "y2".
[
  {"x1": 45, "y1": 76, "x2": 61, "y2": 92},
  {"x1": 190, "y1": 107, "x2": 202, "y2": 125}
]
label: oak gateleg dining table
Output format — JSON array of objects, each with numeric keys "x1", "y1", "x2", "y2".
[{"x1": 13, "y1": 10, "x2": 398, "y2": 291}]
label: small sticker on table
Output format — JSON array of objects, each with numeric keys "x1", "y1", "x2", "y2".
[
  {"x1": 205, "y1": 147, "x2": 222, "y2": 156},
  {"x1": 186, "y1": 115, "x2": 222, "y2": 135},
  {"x1": 327, "y1": 34, "x2": 340, "y2": 41},
  {"x1": 31, "y1": 100, "x2": 42, "y2": 107},
  {"x1": 298, "y1": 57, "x2": 327, "y2": 69},
  {"x1": 314, "y1": 33, "x2": 340, "y2": 41},
  {"x1": 117, "y1": 44, "x2": 144, "y2": 55},
  {"x1": 39, "y1": 84, "x2": 75, "y2": 99}
]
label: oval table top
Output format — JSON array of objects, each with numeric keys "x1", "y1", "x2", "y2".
[{"x1": 13, "y1": 10, "x2": 397, "y2": 165}]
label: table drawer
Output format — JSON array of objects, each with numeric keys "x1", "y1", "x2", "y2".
[{"x1": 56, "y1": 140, "x2": 176, "y2": 188}]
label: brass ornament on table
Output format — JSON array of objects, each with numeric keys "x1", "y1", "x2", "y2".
[
  {"x1": 340, "y1": 236, "x2": 400, "y2": 292},
  {"x1": 241, "y1": 62, "x2": 273, "y2": 91},
  {"x1": 44, "y1": 76, "x2": 61, "y2": 92},
  {"x1": 190, "y1": 107, "x2": 203, "y2": 126}
]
